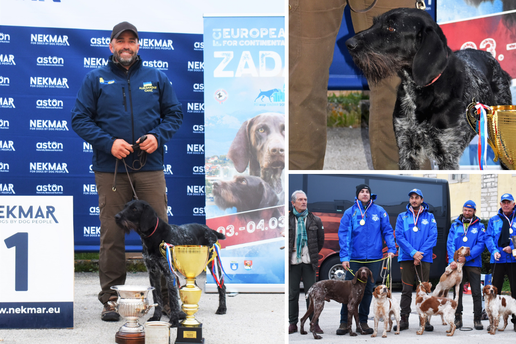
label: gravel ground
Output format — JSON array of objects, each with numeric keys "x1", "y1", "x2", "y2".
[
  {"x1": 324, "y1": 127, "x2": 372, "y2": 170},
  {"x1": 0, "y1": 272, "x2": 285, "y2": 344}
]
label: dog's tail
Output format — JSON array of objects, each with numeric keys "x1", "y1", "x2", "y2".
[{"x1": 214, "y1": 230, "x2": 226, "y2": 240}]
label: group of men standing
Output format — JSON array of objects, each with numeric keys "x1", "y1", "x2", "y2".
[{"x1": 289, "y1": 186, "x2": 516, "y2": 335}]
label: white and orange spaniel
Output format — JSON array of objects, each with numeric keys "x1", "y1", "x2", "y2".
[
  {"x1": 415, "y1": 282, "x2": 458, "y2": 336},
  {"x1": 371, "y1": 285, "x2": 401, "y2": 338},
  {"x1": 433, "y1": 246, "x2": 471, "y2": 301},
  {"x1": 483, "y1": 284, "x2": 516, "y2": 334}
]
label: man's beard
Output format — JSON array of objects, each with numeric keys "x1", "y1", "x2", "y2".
[{"x1": 114, "y1": 49, "x2": 137, "y2": 67}]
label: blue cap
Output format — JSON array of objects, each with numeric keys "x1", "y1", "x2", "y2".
[
  {"x1": 463, "y1": 200, "x2": 476, "y2": 210},
  {"x1": 501, "y1": 193, "x2": 514, "y2": 202},
  {"x1": 408, "y1": 188, "x2": 423, "y2": 198}
]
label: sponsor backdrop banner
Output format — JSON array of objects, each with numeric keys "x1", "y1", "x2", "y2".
[
  {"x1": 0, "y1": 14, "x2": 205, "y2": 250},
  {"x1": 0, "y1": 196, "x2": 74, "y2": 328},
  {"x1": 437, "y1": 0, "x2": 516, "y2": 169},
  {"x1": 203, "y1": 15, "x2": 285, "y2": 291}
]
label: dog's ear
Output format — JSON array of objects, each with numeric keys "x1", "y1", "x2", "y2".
[
  {"x1": 258, "y1": 179, "x2": 279, "y2": 208},
  {"x1": 373, "y1": 286, "x2": 379, "y2": 298},
  {"x1": 227, "y1": 119, "x2": 251, "y2": 172},
  {"x1": 352, "y1": 272, "x2": 358, "y2": 285},
  {"x1": 387, "y1": 289, "x2": 392, "y2": 299},
  {"x1": 412, "y1": 25, "x2": 449, "y2": 87},
  {"x1": 139, "y1": 202, "x2": 158, "y2": 231},
  {"x1": 454, "y1": 249, "x2": 459, "y2": 263},
  {"x1": 368, "y1": 268, "x2": 374, "y2": 284}
]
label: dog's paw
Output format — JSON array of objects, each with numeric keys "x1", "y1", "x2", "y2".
[
  {"x1": 178, "y1": 310, "x2": 187, "y2": 320},
  {"x1": 215, "y1": 306, "x2": 227, "y2": 315},
  {"x1": 168, "y1": 319, "x2": 181, "y2": 328}
]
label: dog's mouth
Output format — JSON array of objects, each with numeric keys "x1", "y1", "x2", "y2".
[{"x1": 116, "y1": 218, "x2": 138, "y2": 234}]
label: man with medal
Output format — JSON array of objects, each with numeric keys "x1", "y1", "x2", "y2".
[
  {"x1": 485, "y1": 193, "x2": 516, "y2": 332},
  {"x1": 394, "y1": 188, "x2": 437, "y2": 332},
  {"x1": 336, "y1": 184, "x2": 396, "y2": 335},
  {"x1": 446, "y1": 200, "x2": 485, "y2": 330}
]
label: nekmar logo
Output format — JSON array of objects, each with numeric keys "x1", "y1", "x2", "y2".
[
  {"x1": 84, "y1": 57, "x2": 108, "y2": 69},
  {"x1": 30, "y1": 34, "x2": 69, "y2": 46},
  {"x1": 30, "y1": 77, "x2": 69, "y2": 89},
  {"x1": 30, "y1": 119, "x2": 69, "y2": 131},
  {"x1": 187, "y1": 185, "x2": 205, "y2": 196},
  {"x1": 0, "y1": 140, "x2": 15, "y2": 151},
  {"x1": 84, "y1": 226, "x2": 100, "y2": 238},
  {"x1": 0, "y1": 205, "x2": 59, "y2": 223},
  {"x1": 83, "y1": 184, "x2": 97, "y2": 195},
  {"x1": 0, "y1": 54, "x2": 15, "y2": 66},
  {"x1": 0, "y1": 183, "x2": 15, "y2": 194},
  {"x1": 187, "y1": 103, "x2": 204, "y2": 114},
  {"x1": 187, "y1": 61, "x2": 203, "y2": 72},
  {"x1": 139, "y1": 38, "x2": 174, "y2": 50},
  {"x1": 29, "y1": 162, "x2": 69, "y2": 174},
  {"x1": 0, "y1": 97, "x2": 15, "y2": 108},
  {"x1": 187, "y1": 144, "x2": 204, "y2": 155}
]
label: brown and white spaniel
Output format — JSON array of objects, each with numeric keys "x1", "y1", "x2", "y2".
[
  {"x1": 371, "y1": 285, "x2": 401, "y2": 338},
  {"x1": 415, "y1": 282, "x2": 458, "y2": 336}
]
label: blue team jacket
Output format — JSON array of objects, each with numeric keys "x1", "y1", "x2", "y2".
[
  {"x1": 396, "y1": 202, "x2": 437, "y2": 263},
  {"x1": 486, "y1": 208, "x2": 516, "y2": 264},
  {"x1": 447, "y1": 216, "x2": 485, "y2": 267},
  {"x1": 339, "y1": 195, "x2": 396, "y2": 262},
  {"x1": 71, "y1": 56, "x2": 183, "y2": 172}
]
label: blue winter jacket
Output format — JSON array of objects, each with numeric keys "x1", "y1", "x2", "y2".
[
  {"x1": 71, "y1": 56, "x2": 183, "y2": 172},
  {"x1": 486, "y1": 208, "x2": 516, "y2": 264},
  {"x1": 447, "y1": 216, "x2": 485, "y2": 268},
  {"x1": 338, "y1": 195, "x2": 396, "y2": 262},
  {"x1": 395, "y1": 202, "x2": 437, "y2": 263}
]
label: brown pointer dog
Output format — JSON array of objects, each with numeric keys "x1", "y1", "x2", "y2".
[
  {"x1": 115, "y1": 199, "x2": 226, "y2": 327},
  {"x1": 299, "y1": 266, "x2": 373, "y2": 339}
]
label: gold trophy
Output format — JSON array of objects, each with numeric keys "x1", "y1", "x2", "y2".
[
  {"x1": 466, "y1": 102, "x2": 516, "y2": 169},
  {"x1": 160, "y1": 244, "x2": 209, "y2": 344}
]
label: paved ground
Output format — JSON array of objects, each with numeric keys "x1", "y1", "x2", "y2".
[
  {"x1": 324, "y1": 127, "x2": 372, "y2": 170},
  {"x1": 0, "y1": 272, "x2": 285, "y2": 344},
  {"x1": 289, "y1": 290, "x2": 516, "y2": 343}
]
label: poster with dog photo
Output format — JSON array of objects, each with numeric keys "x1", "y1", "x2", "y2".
[
  {"x1": 438, "y1": 0, "x2": 516, "y2": 168},
  {"x1": 203, "y1": 15, "x2": 285, "y2": 290}
]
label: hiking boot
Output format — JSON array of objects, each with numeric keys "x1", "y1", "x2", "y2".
[
  {"x1": 393, "y1": 314, "x2": 409, "y2": 331},
  {"x1": 360, "y1": 322, "x2": 374, "y2": 335},
  {"x1": 288, "y1": 323, "x2": 297, "y2": 334},
  {"x1": 336, "y1": 322, "x2": 349, "y2": 335},
  {"x1": 474, "y1": 319, "x2": 483, "y2": 330},
  {"x1": 455, "y1": 314, "x2": 463, "y2": 329},
  {"x1": 424, "y1": 320, "x2": 434, "y2": 332},
  {"x1": 311, "y1": 323, "x2": 324, "y2": 334},
  {"x1": 101, "y1": 296, "x2": 120, "y2": 322}
]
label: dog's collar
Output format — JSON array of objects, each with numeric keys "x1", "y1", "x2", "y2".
[
  {"x1": 145, "y1": 218, "x2": 159, "y2": 238},
  {"x1": 424, "y1": 73, "x2": 442, "y2": 87}
]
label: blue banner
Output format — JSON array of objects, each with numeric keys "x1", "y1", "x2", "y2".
[
  {"x1": 203, "y1": 15, "x2": 285, "y2": 291},
  {"x1": 0, "y1": 24, "x2": 205, "y2": 250}
]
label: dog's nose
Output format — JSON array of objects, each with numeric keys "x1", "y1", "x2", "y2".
[{"x1": 346, "y1": 37, "x2": 358, "y2": 51}]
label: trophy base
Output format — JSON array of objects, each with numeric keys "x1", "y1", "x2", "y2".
[
  {"x1": 115, "y1": 331, "x2": 145, "y2": 344},
  {"x1": 175, "y1": 323, "x2": 204, "y2": 344}
]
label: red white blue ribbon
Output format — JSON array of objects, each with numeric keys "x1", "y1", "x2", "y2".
[
  {"x1": 475, "y1": 103, "x2": 490, "y2": 170},
  {"x1": 209, "y1": 244, "x2": 232, "y2": 288},
  {"x1": 163, "y1": 243, "x2": 180, "y2": 286}
]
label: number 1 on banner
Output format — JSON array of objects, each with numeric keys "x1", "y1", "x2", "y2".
[{"x1": 4, "y1": 232, "x2": 28, "y2": 291}]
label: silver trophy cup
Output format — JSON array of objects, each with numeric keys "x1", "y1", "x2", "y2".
[{"x1": 110, "y1": 285, "x2": 157, "y2": 344}]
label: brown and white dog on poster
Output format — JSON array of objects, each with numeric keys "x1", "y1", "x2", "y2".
[
  {"x1": 415, "y1": 282, "x2": 457, "y2": 336},
  {"x1": 483, "y1": 284, "x2": 516, "y2": 334},
  {"x1": 371, "y1": 285, "x2": 401, "y2": 338},
  {"x1": 227, "y1": 113, "x2": 285, "y2": 197}
]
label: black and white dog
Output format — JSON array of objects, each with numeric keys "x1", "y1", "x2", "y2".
[
  {"x1": 115, "y1": 199, "x2": 226, "y2": 326},
  {"x1": 346, "y1": 8, "x2": 512, "y2": 169}
]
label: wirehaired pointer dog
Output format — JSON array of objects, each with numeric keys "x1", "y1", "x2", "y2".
[
  {"x1": 299, "y1": 266, "x2": 373, "y2": 339},
  {"x1": 115, "y1": 200, "x2": 226, "y2": 327},
  {"x1": 371, "y1": 285, "x2": 401, "y2": 338},
  {"x1": 346, "y1": 8, "x2": 512, "y2": 169},
  {"x1": 415, "y1": 282, "x2": 457, "y2": 336},
  {"x1": 227, "y1": 112, "x2": 285, "y2": 195}
]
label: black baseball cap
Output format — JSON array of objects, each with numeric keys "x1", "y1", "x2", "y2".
[{"x1": 111, "y1": 21, "x2": 139, "y2": 41}]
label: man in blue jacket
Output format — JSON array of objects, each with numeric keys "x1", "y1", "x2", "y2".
[
  {"x1": 71, "y1": 22, "x2": 183, "y2": 321},
  {"x1": 446, "y1": 200, "x2": 485, "y2": 330},
  {"x1": 486, "y1": 193, "x2": 516, "y2": 331},
  {"x1": 394, "y1": 188, "x2": 437, "y2": 331},
  {"x1": 336, "y1": 184, "x2": 396, "y2": 335}
]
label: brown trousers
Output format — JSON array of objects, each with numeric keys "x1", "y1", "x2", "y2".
[
  {"x1": 95, "y1": 170, "x2": 168, "y2": 304},
  {"x1": 289, "y1": 0, "x2": 415, "y2": 170}
]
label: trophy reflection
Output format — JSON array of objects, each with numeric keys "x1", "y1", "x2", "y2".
[
  {"x1": 161, "y1": 244, "x2": 209, "y2": 344},
  {"x1": 110, "y1": 285, "x2": 156, "y2": 344}
]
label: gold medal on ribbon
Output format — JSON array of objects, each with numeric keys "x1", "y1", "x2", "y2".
[
  {"x1": 413, "y1": 226, "x2": 418, "y2": 232},
  {"x1": 360, "y1": 219, "x2": 365, "y2": 226},
  {"x1": 511, "y1": 228, "x2": 514, "y2": 234},
  {"x1": 463, "y1": 236, "x2": 468, "y2": 242}
]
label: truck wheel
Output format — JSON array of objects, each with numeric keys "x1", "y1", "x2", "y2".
[{"x1": 319, "y1": 256, "x2": 347, "y2": 281}]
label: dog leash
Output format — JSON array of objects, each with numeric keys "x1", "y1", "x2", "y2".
[
  {"x1": 111, "y1": 136, "x2": 148, "y2": 199},
  {"x1": 346, "y1": 268, "x2": 367, "y2": 283},
  {"x1": 380, "y1": 256, "x2": 392, "y2": 294}
]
